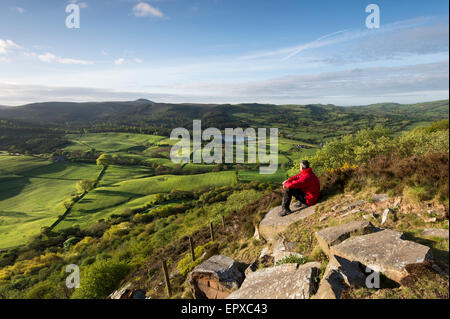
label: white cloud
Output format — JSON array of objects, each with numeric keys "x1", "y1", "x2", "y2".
[
  {"x1": 0, "y1": 39, "x2": 22, "y2": 55},
  {"x1": 133, "y1": 2, "x2": 163, "y2": 18},
  {"x1": 134, "y1": 58, "x2": 143, "y2": 63},
  {"x1": 1, "y1": 60, "x2": 447, "y2": 106},
  {"x1": 114, "y1": 58, "x2": 125, "y2": 65},
  {"x1": 36, "y1": 52, "x2": 93, "y2": 65}
]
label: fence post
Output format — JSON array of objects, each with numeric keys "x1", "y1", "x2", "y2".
[
  {"x1": 210, "y1": 222, "x2": 215, "y2": 242},
  {"x1": 189, "y1": 236, "x2": 195, "y2": 261},
  {"x1": 161, "y1": 259, "x2": 172, "y2": 297}
]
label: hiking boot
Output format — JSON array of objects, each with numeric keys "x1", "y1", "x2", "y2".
[{"x1": 279, "y1": 209, "x2": 292, "y2": 217}]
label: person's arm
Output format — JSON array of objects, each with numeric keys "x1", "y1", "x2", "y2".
[{"x1": 284, "y1": 174, "x2": 306, "y2": 189}]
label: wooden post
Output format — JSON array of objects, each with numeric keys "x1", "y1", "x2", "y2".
[
  {"x1": 161, "y1": 260, "x2": 172, "y2": 297},
  {"x1": 210, "y1": 222, "x2": 215, "y2": 242},
  {"x1": 189, "y1": 236, "x2": 195, "y2": 261}
]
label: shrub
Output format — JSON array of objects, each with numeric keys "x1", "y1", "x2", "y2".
[{"x1": 71, "y1": 259, "x2": 131, "y2": 299}]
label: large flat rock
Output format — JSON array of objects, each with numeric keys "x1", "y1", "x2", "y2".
[
  {"x1": 315, "y1": 221, "x2": 376, "y2": 257},
  {"x1": 312, "y1": 256, "x2": 366, "y2": 299},
  {"x1": 330, "y1": 229, "x2": 433, "y2": 283},
  {"x1": 227, "y1": 262, "x2": 320, "y2": 299},
  {"x1": 188, "y1": 255, "x2": 243, "y2": 299},
  {"x1": 259, "y1": 204, "x2": 316, "y2": 241}
]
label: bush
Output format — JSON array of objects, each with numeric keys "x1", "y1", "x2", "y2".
[
  {"x1": 71, "y1": 259, "x2": 131, "y2": 299},
  {"x1": 291, "y1": 121, "x2": 449, "y2": 175}
]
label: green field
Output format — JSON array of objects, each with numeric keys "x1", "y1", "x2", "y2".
[
  {"x1": 0, "y1": 156, "x2": 103, "y2": 248},
  {"x1": 64, "y1": 132, "x2": 167, "y2": 153},
  {"x1": 1, "y1": 130, "x2": 304, "y2": 248},
  {"x1": 55, "y1": 171, "x2": 237, "y2": 230},
  {"x1": 0, "y1": 130, "x2": 321, "y2": 249}
]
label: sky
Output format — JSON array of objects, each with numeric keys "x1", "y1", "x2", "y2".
[{"x1": 0, "y1": 0, "x2": 448, "y2": 106}]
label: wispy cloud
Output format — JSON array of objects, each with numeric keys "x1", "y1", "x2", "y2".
[
  {"x1": 1, "y1": 38, "x2": 93, "y2": 65},
  {"x1": 1, "y1": 60, "x2": 447, "y2": 106},
  {"x1": 132, "y1": 2, "x2": 163, "y2": 18},
  {"x1": 0, "y1": 39, "x2": 22, "y2": 55},
  {"x1": 29, "y1": 52, "x2": 93, "y2": 65},
  {"x1": 242, "y1": 16, "x2": 447, "y2": 62}
]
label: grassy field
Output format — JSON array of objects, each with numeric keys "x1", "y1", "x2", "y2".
[
  {"x1": 0, "y1": 156, "x2": 102, "y2": 249},
  {"x1": 1, "y1": 131, "x2": 313, "y2": 248},
  {"x1": 55, "y1": 171, "x2": 237, "y2": 230},
  {"x1": 64, "y1": 132, "x2": 167, "y2": 153}
]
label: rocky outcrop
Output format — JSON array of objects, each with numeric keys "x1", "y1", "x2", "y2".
[
  {"x1": 315, "y1": 221, "x2": 376, "y2": 257},
  {"x1": 259, "y1": 204, "x2": 316, "y2": 241},
  {"x1": 227, "y1": 262, "x2": 320, "y2": 299},
  {"x1": 330, "y1": 229, "x2": 433, "y2": 283},
  {"x1": 188, "y1": 255, "x2": 244, "y2": 299},
  {"x1": 312, "y1": 256, "x2": 366, "y2": 299},
  {"x1": 422, "y1": 228, "x2": 449, "y2": 239}
]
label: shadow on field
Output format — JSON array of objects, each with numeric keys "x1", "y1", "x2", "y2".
[
  {"x1": 0, "y1": 211, "x2": 30, "y2": 218},
  {"x1": 19, "y1": 162, "x2": 81, "y2": 180},
  {"x1": 0, "y1": 176, "x2": 31, "y2": 202}
]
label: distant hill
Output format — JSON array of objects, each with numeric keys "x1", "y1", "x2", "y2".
[{"x1": 0, "y1": 99, "x2": 448, "y2": 145}]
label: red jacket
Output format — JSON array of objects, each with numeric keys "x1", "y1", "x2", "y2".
[{"x1": 284, "y1": 168, "x2": 320, "y2": 205}]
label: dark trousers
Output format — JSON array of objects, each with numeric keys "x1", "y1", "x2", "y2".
[{"x1": 282, "y1": 188, "x2": 307, "y2": 210}]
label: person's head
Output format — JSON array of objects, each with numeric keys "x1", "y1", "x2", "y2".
[{"x1": 300, "y1": 160, "x2": 310, "y2": 171}]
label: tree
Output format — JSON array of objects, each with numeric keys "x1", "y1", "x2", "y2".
[
  {"x1": 76, "y1": 180, "x2": 95, "y2": 194},
  {"x1": 96, "y1": 153, "x2": 113, "y2": 166}
]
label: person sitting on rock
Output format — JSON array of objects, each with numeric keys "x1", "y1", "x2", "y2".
[{"x1": 280, "y1": 160, "x2": 320, "y2": 216}]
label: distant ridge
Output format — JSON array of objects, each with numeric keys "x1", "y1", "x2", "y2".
[{"x1": 0, "y1": 99, "x2": 447, "y2": 130}]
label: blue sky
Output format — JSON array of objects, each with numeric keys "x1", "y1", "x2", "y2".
[{"x1": 0, "y1": 0, "x2": 448, "y2": 105}]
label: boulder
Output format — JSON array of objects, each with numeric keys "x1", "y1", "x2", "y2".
[
  {"x1": 422, "y1": 228, "x2": 449, "y2": 239},
  {"x1": 259, "y1": 204, "x2": 316, "y2": 241},
  {"x1": 313, "y1": 256, "x2": 366, "y2": 299},
  {"x1": 312, "y1": 267, "x2": 344, "y2": 299},
  {"x1": 188, "y1": 255, "x2": 244, "y2": 299},
  {"x1": 227, "y1": 262, "x2": 320, "y2": 299},
  {"x1": 330, "y1": 229, "x2": 433, "y2": 283},
  {"x1": 315, "y1": 221, "x2": 376, "y2": 257}
]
